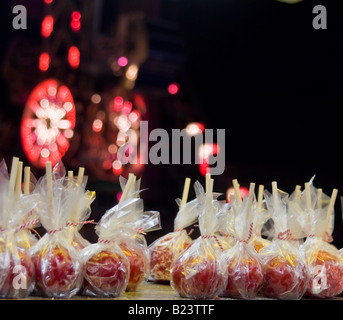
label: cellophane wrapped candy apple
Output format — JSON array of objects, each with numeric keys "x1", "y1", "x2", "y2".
[
  {"x1": 149, "y1": 178, "x2": 199, "y2": 282},
  {"x1": 171, "y1": 176, "x2": 227, "y2": 299},
  {"x1": 259, "y1": 182, "x2": 310, "y2": 300},
  {"x1": 0, "y1": 158, "x2": 39, "y2": 298},
  {"x1": 298, "y1": 180, "x2": 343, "y2": 298},
  {"x1": 29, "y1": 162, "x2": 83, "y2": 298},
  {"x1": 220, "y1": 183, "x2": 264, "y2": 299},
  {"x1": 65, "y1": 169, "x2": 95, "y2": 251},
  {"x1": 81, "y1": 174, "x2": 160, "y2": 296}
]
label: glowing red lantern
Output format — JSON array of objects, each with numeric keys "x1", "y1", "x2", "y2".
[{"x1": 21, "y1": 79, "x2": 76, "y2": 168}]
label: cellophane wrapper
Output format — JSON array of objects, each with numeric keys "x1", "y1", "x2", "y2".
[
  {"x1": 29, "y1": 163, "x2": 83, "y2": 298},
  {"x1": 297, "y1": 179, "x2": 343, "y2": 298},
  {"x1": 81, "y1": 241, "x2": 130, "y2": 297},
  {"x1": 259, "y1": 188, "x2": 310, "y2": 300},
  {"x1": 220, "y1": 195, "x2": 264, "y2": 299},
  {"x1": 170, "y1": 182, "x2": 227, "y2": 299},
  {"x1": 66, "y1": 175, "x2": 96, "y2": 251},
  {"x1": 249, "y1": 200, "x2": 271, "y2": 253},
  {"x1": 0, "y1": 159, "x2": 39, "y2": 298},
  {"x1": 148, "y1": 183, "x2": 201, "y2": 282},
  {"x1": 149, "y1": 230, "x2": 192, "y2": 282},
  {"x1": 81, "y1": 187, "x2": 160, "y2": 296}
]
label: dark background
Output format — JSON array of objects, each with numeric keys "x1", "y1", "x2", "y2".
[{"x1": 1, "y1": 0, "x2": 343, "y2": 247}]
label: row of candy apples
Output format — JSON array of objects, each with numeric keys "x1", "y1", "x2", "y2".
[
  {"x1": 0, "y1": 155, "x2": 342, "y2": 300},
  {"x1": 150, "y1": 174, "x2": 343, "y2": 300},
  {"x1": 0, "y1": 157, "x2": 161, "y2": 298}
]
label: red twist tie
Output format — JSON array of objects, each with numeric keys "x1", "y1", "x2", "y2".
[
  {"x1": 98, "y1": 238, "x2": 111, "y2": 244},
  {"x1": 47, "y1": 226, "x2": 64, "y2": 235},
  {"x1": 201, "y1": 234, "x2": 224, "y2": 251},
  {"x1": 66, "y1": 219, "x2": 97, "y2": 227}
]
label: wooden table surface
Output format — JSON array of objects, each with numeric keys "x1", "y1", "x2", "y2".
[{"x1": 16, "y1": 281, "x2": 343, "y2": 300}]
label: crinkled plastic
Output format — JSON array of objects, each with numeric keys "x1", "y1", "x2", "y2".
[
  {"x1": 81, "y1": 241, "x2": 129, "y2": 297},
  {"x1": 249, "y1": 198, "x2": 271, "y2": 253},
  {"x1": 149, "y1": 230, "x2": 192, "y2": 282},
  {"x1": 148, "y1": 182, "x2": 201, "y2": 282},
  {"x1": 171, "y1": 181, "x2": 227, "y2": 299},
  {"x1": 66, "y1": 175, "x2": 96, "y2": 251},
  {"x1": 29, "y1": 163, "x2": 83, "y2": 298},
  {"x1": 81, "y1": 177, "x2": 160, "y2": 295},
  {"x1": 0, "y1": 159, "x2": 39, "y2": 298},
  {"x1": 297, "y1": 179, "x2": 343, "y2": 298},
  {"x1": 220, "y1": 189, "x2": 264, "y2": 299},
  {"x1": 259, "y1": 187, "x2": 310, "y2": 300}
]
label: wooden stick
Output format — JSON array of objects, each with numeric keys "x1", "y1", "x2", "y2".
[
  {"x1": 15, "y1": 161, "x2": 23, "y2": 196},
  {"x1": 325, "y1": 188, "x2": 338, "y2": 231},
  {"x1": 8, "y1": 157, "x2": 19, "y2": 200},
  {"x1": 205, "y1": 173, "x2": 211, "y2": 195},
  {"x1": 247, "y1": 182, "x2": 256, "y2": 211},
  {"x1": 294, "y1": 185, "x2": 301, "y2": 204},
  {"x1": 271, "y1": 181, "x2": 278, "y2": 209},
  {"x1": 180, "y1": 178, "x2": 191, "y2": 207},
  {"x1": 257, "y1": 184, "x2": 264, "y2": 209},
  {"x1": 232, "y1": 179, "x2": 242, "y2": 204},
  {"x1": 317, "y1": 188, "x2": 322, "y2": 209},
  {"x1": 24, "y1": 166, "x2": 31, "y2": 195},
  {"x1": 305, "y1": 182, "x2": 312, "y2": 213},
  {"x1": 76, "y1": 167, "x2": 85, "y2": 186},
  {"x1": 119, "y1": 173, "x2": 134, "y2": 203}
]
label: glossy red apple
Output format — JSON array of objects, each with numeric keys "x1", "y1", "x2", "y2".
[
  {"x1": 83, "y1": 249, "x2": 129, "y2": 297},
  {"x1": 0, "y1": 247, "x2": 35, "y2": 298},
  {"x1": 32, "y1": 244, "x2": 82, "y2": 298}
]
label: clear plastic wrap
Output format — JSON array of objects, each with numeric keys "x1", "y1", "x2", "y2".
[
  {"x1": 81, "y1": 175, "x2": 160, "y2": 296},
  {"x1": 170, "y1": 176, "x2": 227, "y2": 299},
  {"x1": 66, "y1": 170, "x2": 96, "y2": 251},
  {"x1": 220, "y1": 183, "x2": 264, "y2": 299},
  {"x1": 248, "y1": 185, "x2": 271, "y2": 253},
  {"x1": 149, "y1": 179, "x2": 199, "y2": 282},
  {"x1": 298, "y1": 180, "x2": 343, "y2": 298},
  {"x1": 259, "y1": 182, "x2": 310, "y2": 300},
  {"x1": 29, "y1": 162, "x2": 83, "y2": 298},
  {"x1": 0, "y1": 158, "x2": 39, "y2": 298}
]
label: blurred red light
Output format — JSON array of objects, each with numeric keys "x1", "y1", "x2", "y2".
[
  {"x1": 39, "y1": 52, "x2": 50, "y2": 71},
  {"x1": 71, "y1": 11, "x2": 81, "y2": 31},
  {"x1": 71, "y1": 11, "x2": 81, "y2": 20},
  {"x1": 44, "y1": 0, "x2": 53, "y2": 3},
  {"x1": 168, "y1": 83, "x2": 179, "y2": 95},
  {"x1": 68, "y1": 46, "x2": 80, "y2": 69},
  {"x1": 41, "y1": 16, "x2": 54, "y2": 37}
]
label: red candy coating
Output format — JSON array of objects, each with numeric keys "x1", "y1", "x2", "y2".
[
  {"x1": 32, "y1": 244, "x2": 82, "y2": 298},
  {"x1": 149, "y1": 233, "x2": 192, "y2": 282},
  {"x1": 0, "y1": 248, "x2": 35, "y2": 298},
  {"x1": 306, "y1": 251, "x2": 343, "y2": 298},
  {"x1": 120, "y1": 243, "x2": 148, "y2": 291},
  {"x1": 171, "y1": 253, "x2": 225, "y2": 299},
  {"x1": 222, "y1": 256, "x2": 263, "y2": 299},
  {"x1": 83, "y1": 249, "x2": 128, "y2": 297},
  {"x1": 262, "y1": 256, "x2": 309, "y2": 300}
]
